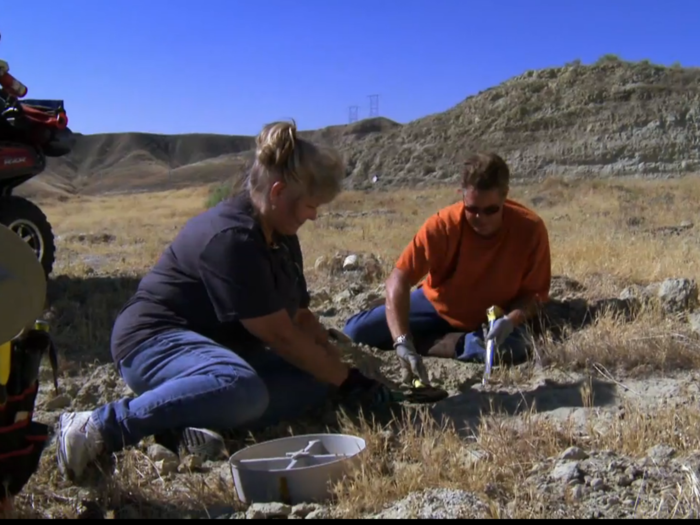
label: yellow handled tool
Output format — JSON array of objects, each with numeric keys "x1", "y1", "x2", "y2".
[{"x1": 483, "y1": 305, "x2": 504, "y2": 385}]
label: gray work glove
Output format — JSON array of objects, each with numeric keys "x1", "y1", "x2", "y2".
[
  {"x1": 486, "y1": 316, "x2": 515, "y2": 346},
  {"x1": 395, "y1": 341, "x2": 430, "y2": 386}
]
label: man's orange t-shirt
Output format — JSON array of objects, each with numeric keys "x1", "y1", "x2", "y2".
[{"x1": 395, "y1": 199, "x2": 551, "y2": 331}]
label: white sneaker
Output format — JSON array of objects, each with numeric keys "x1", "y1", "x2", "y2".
[{"x1": 56, "y1": 411, "x2": 105, "y2": 481}]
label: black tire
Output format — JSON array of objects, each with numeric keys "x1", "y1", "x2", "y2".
[{"x1": 0, "y1": 195, "x2": 56, "y2": 277}]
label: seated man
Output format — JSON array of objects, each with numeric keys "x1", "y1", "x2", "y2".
[{"x1": 343, "y1": 152, "x2": 551, "y2": 383}]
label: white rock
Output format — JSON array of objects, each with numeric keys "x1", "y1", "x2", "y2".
[
  {"x1": 342, "y1": 254, "x2": 359, "y2": 270},
  {"x1": 148, "y1": 444, "x2": 179, "y2": 463},
  {"x1": 246, "y1": 503, "x2": 292, "y2": 519}
]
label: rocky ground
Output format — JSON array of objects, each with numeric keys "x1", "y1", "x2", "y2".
[
  {"x1": 8, "y1": 178, "x2": 700, "y2": 519},
  {"x1": 17, "y1": 251, "x2": 700, "y2": 519}
]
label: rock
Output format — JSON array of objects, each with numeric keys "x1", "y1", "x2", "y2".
[
  {"x1": 291, "y1": 504, "x2": 319, "y2": 518},
  {"x1": 342, "y1": 254, "x2": 359, "y2": 270},
  {"x1": 148, "y1": 444, "x2": 179, "y2": 463},
  {"x1": 619, "y1": 284, "x2": 648, "y2": 302},
  {"x1": 44, "y1": 393, "x2": 72, "y2": 410},
  {"x1": 461, "y1": 449, "x2": 489, "y2": 468},
  {"x1": 616, "y1": 474, "x2": 634, "y2": 487},
  {"x1": 333, "y1": 290, "x2": 353, "y2": 304},
  {"x1": 656, "y1": 278, "x2": 698, "y2": 314},
  {"x1": 647, "y1": 444, "x2": 676, "y2": 462},
  {"x1": 178, "y1": 455, "x2": 203, "y2": 472},
  {"x1": 155, "y1": 458, "x2": 179, "y2": 475},
  {"x1": 570, "y1": 484, "x2": 585, "y2": 501},
  {"x1": 590, "y1": 478, "x2": 606, "y2": 491},
  {"x1": 560, "y1": 446, "x2": 589, "y2": 461},
  {"x1": 370, "y1": 489, "x2": 489, "y2": 519},
  {"x1": 688, "y1": 310, "x2": 700, "y2": 336},
  {"x1": 550, "y1": 461, "x2": 583, "y2": 483},
  {"x1": 305, "y1": 508, "x2": 331, "y2": 520},
  {"x1": 246, "y1": 503, "x2": 292, "y2": 520}
]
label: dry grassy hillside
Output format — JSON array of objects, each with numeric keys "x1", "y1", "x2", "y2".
[
  {"x1": 20, "y1": 56, "x2": 700, "y2": 198},
  {"x1": 7, "y1": 176, "x2": 700, "y2": 519},
  {"x1": 22, "y1": 118, "x2": 400, "y2": 197}
]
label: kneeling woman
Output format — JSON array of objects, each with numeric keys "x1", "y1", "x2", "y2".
[{"x1": 56, "y1": 120, "x2": 392, "y2": 482}]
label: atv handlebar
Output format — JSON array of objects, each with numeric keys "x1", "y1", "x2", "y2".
[{"x1": 0, "y1": 71, "x2": 27, "y2": 98}]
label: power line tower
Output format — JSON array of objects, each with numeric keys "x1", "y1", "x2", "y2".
[
  {"x1": 368, "y1": 94, "x2": 380, "y2": 117},
  {"x1": 348, "y1": 105, "x2": 359, "y2": 123}
]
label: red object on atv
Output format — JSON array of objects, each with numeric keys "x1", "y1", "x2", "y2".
[
  {"x1": 19, "y1": 104, "x2": 68, "y2": 130},
  {"x1": 0, "y1": 71, "x2": 27, "y2": 98},
  {"x1": 0, "y1": 143, "x2": 45, "y2": 180}
]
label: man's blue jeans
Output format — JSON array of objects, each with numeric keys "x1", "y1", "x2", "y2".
[
  {"x1": 343, "y1": 287, "x2": 530, "y2": 363},
  {"x1": 90, "y1": 330, "x2": 331, "y2": 454}
]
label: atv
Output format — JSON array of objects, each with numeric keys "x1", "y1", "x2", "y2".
[{"x1": 0, "y1": 32, "x2": 75, "y2": 277}]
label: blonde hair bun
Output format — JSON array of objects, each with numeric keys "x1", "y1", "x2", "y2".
[{"x1": 255, "y1": 119, "x2": 298, "y2": 171}]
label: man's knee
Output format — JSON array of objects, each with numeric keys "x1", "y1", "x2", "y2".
[
  {"x1": 343, "y1": 307, "x2": 392, "y2": 348},
  {"x1": 213, "y1": 366, "x2": 270, "y2": 428},
  {"x1": 342, "y1": 312, "x2": 368, "y2": 342}
]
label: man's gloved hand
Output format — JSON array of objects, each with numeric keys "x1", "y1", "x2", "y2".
[
  {"x1": 395, "y1": 341, "x2": 430, "y2": 386},
  {"x1": 486, "y1": 316, "x2": 515, "y2": 346},
  {"x1": 336, "y1": 368, "x2": 394, "y2": 413}
]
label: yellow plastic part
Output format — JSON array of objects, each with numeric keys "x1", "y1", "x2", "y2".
[
  {"x1": 486, "y1": 305, "x2": 504, "y2": 323},
  {"x1": 0, "y1": 341, "x2": 11, "y2": 386},
  {"x1": 412, "y1": 378, "x2": 426, "y2": 389}
]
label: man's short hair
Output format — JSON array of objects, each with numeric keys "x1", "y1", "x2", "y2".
[{"x1": 461, "y1": 152, "x2": 510, "y2": 194}]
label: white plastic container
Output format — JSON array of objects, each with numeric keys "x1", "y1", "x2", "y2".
[{"x1": 228, "y1": 433, "x2": 367, "y2": 505}]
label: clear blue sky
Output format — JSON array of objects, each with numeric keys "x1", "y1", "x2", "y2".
[{"x1": 2, "y1": 0, "x2": 697, "y2": 136}]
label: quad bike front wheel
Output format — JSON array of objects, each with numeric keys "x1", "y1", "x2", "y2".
[{"x1": 0, "y1": 195, "x2": 56, "y2": 278}]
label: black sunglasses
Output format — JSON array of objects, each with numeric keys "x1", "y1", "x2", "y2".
[{"x1": 464, "y1": 204, "x2": 501, "y2": 216}]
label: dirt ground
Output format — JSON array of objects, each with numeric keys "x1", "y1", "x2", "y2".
[{"x1": 7, "y1": 177, "x2": 700, "y2": 519}]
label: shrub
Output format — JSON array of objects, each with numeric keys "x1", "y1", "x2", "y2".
[{"x1": 205, "y1": 182, "x2": 230, "y2": 209}]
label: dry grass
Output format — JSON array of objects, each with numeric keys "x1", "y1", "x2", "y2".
[
  {"x1": 9, "y1": 175, "x2": 700, "y2": 518},
  {"x1": 333, "y1": 397, "x2": 700, "y2": 519}
]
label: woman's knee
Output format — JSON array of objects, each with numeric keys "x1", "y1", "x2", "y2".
[{"x1": 214, "y1": 368, "x2": 270, "y2": 428}]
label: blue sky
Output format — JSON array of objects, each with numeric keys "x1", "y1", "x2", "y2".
[{"x1": 2, "y1": 0, "x2": 697, "y2": 136}]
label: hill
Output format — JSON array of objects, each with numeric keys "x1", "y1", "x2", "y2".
[
  {"x1": 342, "y1": 56, "x2": 700, "y2": 189},
  {"x1": 20, "y1": 56, "x2": 700, "y2": 196}
]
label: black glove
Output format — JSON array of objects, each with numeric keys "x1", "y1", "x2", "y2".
[{"x1": 336, "y1": 368, "x2": 394, "y2": 413}]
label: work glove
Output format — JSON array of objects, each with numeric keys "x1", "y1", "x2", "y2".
[
  {"x1": 336, "y1": 368, "x2": 394, "y2": 413},
  {"x1": 395, "y1": 341, "x2": 430, "y2": 386},
  {"x1": 486, "y1": 316, "x2": 515, "y2": 346}
]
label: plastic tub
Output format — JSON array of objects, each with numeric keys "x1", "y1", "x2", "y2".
[{"x1": 228, "y1": 433, "x2": 367, "y2": 505}]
